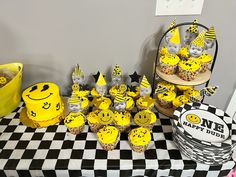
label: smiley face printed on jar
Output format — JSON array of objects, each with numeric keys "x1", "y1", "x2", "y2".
[
  {"x1": 23, "y1": 82, "x2": 58, "y2": 101},
  {"x1": 186, "y1": 114, "x2": 201, "y2": 124},
  {"x1": 98, "y1": 109, "x2": 114, "y2": 125},
  {"x1": 134, "y1": 110, "x2": 151, "y2": 127}
]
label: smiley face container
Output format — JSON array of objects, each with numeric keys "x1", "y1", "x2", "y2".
[{"x1": 22, "y1": 82, "x2": 64, "y2": 122}]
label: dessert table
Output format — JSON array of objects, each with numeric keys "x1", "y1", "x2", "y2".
[{"x1": 0, "y1": 102, "x2": 234, "y2": 177}]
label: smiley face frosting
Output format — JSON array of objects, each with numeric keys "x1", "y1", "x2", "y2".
[
  {"x1": 64, "y1": 112, "x2": 85, "y2": 128},
  {"x1": 22, "y1": 82, "x2": 64, "y2": 121},
  {"x1": 129, "y1": 127, "x2": 151, "y2": 146},
  {"x1": 98, "y1": 109, "x2": 114, "y2": 125},
  {"x1": 97, "y1": 126, "x2": 119, "y2": 144},
  {"x1": 113, "y1": 111, "x2": 131, "y2": 126},
  {"x1": 186, "y1": 114, "x2": 201, "y2": 124}
]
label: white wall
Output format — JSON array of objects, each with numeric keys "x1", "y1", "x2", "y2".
[{"x1": 0, "y1": 0, "x2": 235, "y2": 110}]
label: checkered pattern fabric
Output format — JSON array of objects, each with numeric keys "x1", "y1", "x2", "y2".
[{"x1": 0, "y1": 102, "x2": 234, "y2": 177}]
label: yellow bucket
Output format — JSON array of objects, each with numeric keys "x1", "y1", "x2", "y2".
[{"x1": 0, "y1": 63, "x2": 23, "y2": 117}]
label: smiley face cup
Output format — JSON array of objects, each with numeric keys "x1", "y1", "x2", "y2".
[
  {"x1": 128, "y1": 127, "x2": 151, "y2": 153},
  {"x1": 64, "y1": 112, "x2": 85, "y2": 135}
]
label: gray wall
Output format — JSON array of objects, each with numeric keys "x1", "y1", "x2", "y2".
[{"x1": 0, "y1": 0, "x2": 235, "y2": 110}]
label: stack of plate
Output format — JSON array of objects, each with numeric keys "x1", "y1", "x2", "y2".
[{"x1": 172, "y1": 102, "x2": 236, "y2": 165}]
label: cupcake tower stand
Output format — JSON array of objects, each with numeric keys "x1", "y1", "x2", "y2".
[{"x1": 152, "y1": 22, "x2": 218, "y2": 117}]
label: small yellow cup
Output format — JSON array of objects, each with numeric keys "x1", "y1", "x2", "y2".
[{"x1": 0, "y1": 63, "x2": 23, "y2": 117}]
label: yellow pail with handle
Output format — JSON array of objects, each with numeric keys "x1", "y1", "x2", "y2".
[{"x1": 0, "y1": 63, "x2": 23, "y2": 117}]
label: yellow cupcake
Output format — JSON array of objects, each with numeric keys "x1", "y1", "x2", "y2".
[
  {"x1": 113, "y1": 111, "x2": 131, "y2": 126},
  {"x1": 160, "y1": 54, "x2": 180, "y2": 65},
  {"x1": 136, "y1": 96, "x2": 155, "y2": 110},
  {"x1": 157, "y1": 81, "x2": 175, "y2": 91},
  {"x1": 183, "y1": 88, "x2": 200, "y2": 98},
  {"x1": 172, "y1": 95, "x2": 190, "y2": 108},
  {"x1": 64, "y1": 112, "x2": 85, "y2": 135},
  {"x1": 109, "y1": 86, "x2": 126, "y2": 98},
  {"x1": 198, "y1": 53, "x2": 212, "y2": 63},
  {"x1": 87, "y1": 110, "x2": 100, "y2": 124},
  {"x1": 157, "y1": 90, "x2": 176, "y2": 108},
  {"x1": 178, "y1": 58, "x2": 201, "y2": 72},
  {"x1": 97, "y1": 126, "x2": 120, "y2": 151},
  {"x1": 124, "y1": 96, "x2": 134, "y2": 111},
  {"x1": 127, "y1": 86, "x2": 140, "y2": 99},
  {"x1": 92, "y1": 97, "x2": 112, "y2": 110},
  {"x1": 129, "y1": 127, "x2": 151, "y2": 146},
  {"x1": 144, "y1": 110, "x2": 157, "y2": 124}
]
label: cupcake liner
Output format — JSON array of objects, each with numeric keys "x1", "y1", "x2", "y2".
[
  {"x1": 200, "y1": 61, "x2": 211, "y2": 73},
  {"x1": 157, "y1": 98, "x2": 173, "y2": 109},
  {"x1": 143, "y1": 123, "x2": 155, "y2": 131},
  {"x1": 98, "y1": 132, "x2": 120, "y2": 151},
  {"x1": 88, "y1": 121, "x2": 103, "y2": 133},
  {"x1": 160, "y1": 63, "x2": 178, "y2": 75},
  {"x1": 128, "y1": 133, "x2": 149, "y2": 153},
  {"x1": 178, "y1": 67, "x2": 199, "y2": 81},
  {"x1": 68, "y1": 123, "x2": 85, "y2": 135},
  {"x1": 136, "y1": 104, "x2": 154, "y2": 111}
]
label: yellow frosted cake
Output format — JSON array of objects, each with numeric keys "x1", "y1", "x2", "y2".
[
  {"x1": 157, "y1": 81, "x2": 175, "y2": 91},
  {"x1": 124, "y1": 96, "x2": 134, "y2": 111},
  {"x1": 113, "y1": 111, "x2": 131, "y2": 132},
  {"x1": 128, "y1": 127, "x2": 151, "y2": 153},
  {"x1": 109, "y1": 84, "x2": 127, "y2": 99},
  {"x1": 136, "y1": 96, "x2": 155, "y2": 111},
  {"x1": 197, "y1": 53, "x2": 212, "y2": 73},
  {"x1": 97, "y1": 126, "x2": 120, "y2": 151},
  {"x1": 64, "y1": 112, "x2": 85, "y2": 135},
  {"x1": 178, "y1": 47, "x2": 189, "y2": 59},
  {"x1": 22, "y1": 82, "x2": 64, "y2": 126},
  {"x1": 127, "y1": 86, "x2": 140, "y2": 99},
  {"x1": 178, "y1": 58, "x2": 201, "y2": 81},
  {"x1": 172, "y1": 95, "x2": 190, "y2": 109},
  {"x1": 160, "y1": 54, "x2": 180, "y2": 75},
  {"x1": 157, "y1": 90, "x2": 176, "y2": 108},
  {"x1": 176, "y1": 85, "x2": 193, "y2": 95}
]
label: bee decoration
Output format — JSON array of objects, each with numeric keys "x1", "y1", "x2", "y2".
[
  {"x1": 189, "y1": 95, "x2": 203, "y2": 103},
  {"x1": 200, "y1": 86, "x2": 219, "y2": 97}
]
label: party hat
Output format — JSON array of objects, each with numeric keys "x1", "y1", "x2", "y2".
[
  {"x1": 68, "y1": 93, "x2": 80, "y2": 105},
  {"x1": 191, "y1": 30, "x2": 205, "y2": 48},
  {"x1": 112, "y1": 64, "x2": 122, "y2": 76},
  {"x1": 72, "y1": 64, "x2": 84, "y2": 77},
  {"x1": 169, "y1": 27, "x2": 180, "y2": 44},
  {"x1": 186, "y1": 19, "x2": 198, "y2": 33},
  {"x1": 114, "y1": 92, "x2": 125, "y2": 103},
  {"x1": 140, "y1": 75, "x2": 150, "y2": 88},
  {"x1": 205, "y1": 26, "x2": 216, "y2": 40},
  {"x1": 96, "y1": 72, "x2": 106, "y2": 86}
]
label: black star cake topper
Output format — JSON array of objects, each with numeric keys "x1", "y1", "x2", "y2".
[
  {"x1": 129, "y1": 71, "x2": 141, "y2": 83},
  {"x1": 93, "y1": 71, "x2": 105, "y2": 82}
]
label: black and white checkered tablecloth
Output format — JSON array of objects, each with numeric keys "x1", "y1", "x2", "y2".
[{"x1": 0, "y1": 102, "x2": 234, "y2": 177}]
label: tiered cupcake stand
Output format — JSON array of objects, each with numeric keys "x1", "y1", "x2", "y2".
[{"x1": 152, "y1": 22, "x2": 218, "y2": 118}]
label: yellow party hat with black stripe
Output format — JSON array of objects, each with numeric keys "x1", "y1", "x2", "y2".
[
  {"x1": 205, "y1": 26, "x2": 216, "y2": 40},
  {"x1": 114, "y1": 92, "x2": 125, "y2": 103},
  {"x1": 96, "y1": 72, "x2": 106, "y2": 86},
  {"x1": 112, "y1": 64, "x2": 122, "y2": 76},
  {"x1": 191, "y1": 30, "x2": 205, "y2": 48},
  {"x1": 186, "y1": 19, "x2": 198, "y2": 33},
  {"x1": 169, "y1": 27, "x2": 180, "y2": 44},
  {"x1": 73, "y1": 64, "x2": 84, "y2": 77},
  {"x1": 140, "y1": 75, "x2": 150, "y2": 88},
  {"x1": 68, "y1": 93, "x2": 80, "y2": 105},
  {"x1": 168, "y1": 19, "x2": 177, "y2": 35}
]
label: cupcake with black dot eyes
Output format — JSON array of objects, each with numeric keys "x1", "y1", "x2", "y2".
[
  {"x1": 97, "y1": 126, "x2": 120, "y2": 151},
  {"x1": 134, "y1": 110, "x2": 157, "y2": 131},
  {"x1": 113, "y1": 111, "x2": 131, "y2": 133},
  {"x1": 128, "y1": 127, "x2": 151, "y2": 153},
  {"x1": 64, "y1": 112, "x2": 85, "y2": 135},
  {"x1": 178, "y1": 57, "x2": 201, "y2": 81},
  {"x1": 157, "y1": 90, "x2": 176, "y2": 108},
  {"x1": 197, "y1": 53, "x2": 212, "y2": 73},
  {"x1": 172, "y1": 95, "x2": 190, "y2": 109},
  {"x1": 87, "y1": 110, "x2": 103, "y2": 132},
  {"x1": 160, "y1": 53, "x2": 180, "y2": 75}
]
